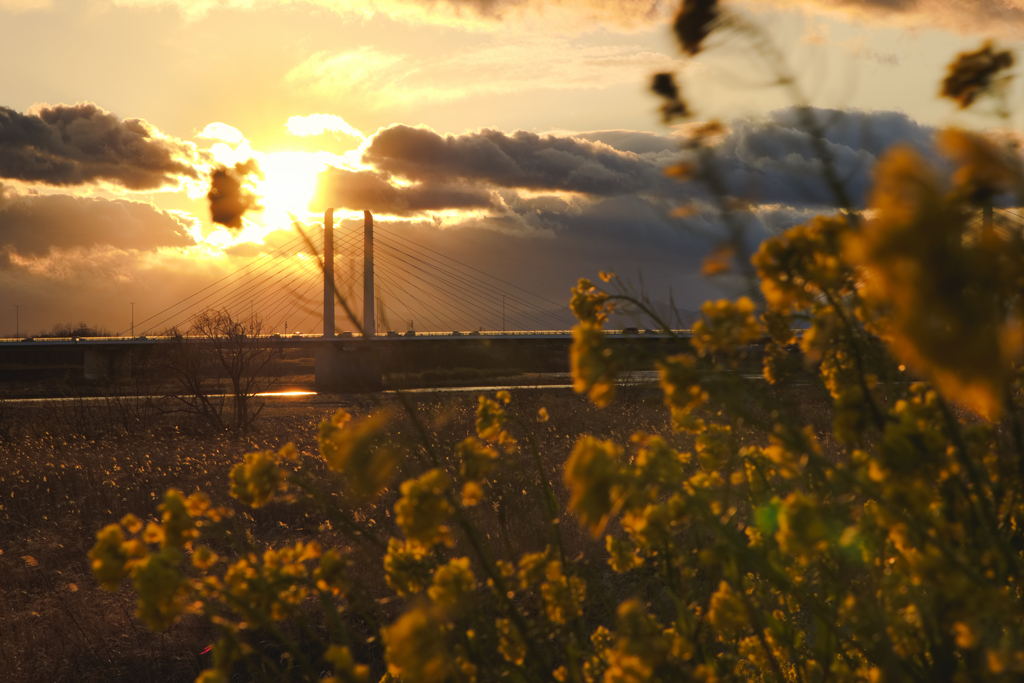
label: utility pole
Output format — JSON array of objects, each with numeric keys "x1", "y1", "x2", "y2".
[
  {"x1": 131, "y1": 302, "x2": 135, "y2": 337},
  {"x1": 15, "y1": 305, "x2": 19, "y2": 339},
  {"x1": 502, "y1": 295, "x2": 505, "y2": 333}
]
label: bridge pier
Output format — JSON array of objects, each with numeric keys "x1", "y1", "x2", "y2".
[
  {"x1": 84, "y1": 347, "x2": 133, "y2": 380},
  {"x1": 315, "y1": 342, "x2": 383, "y2": 393}
]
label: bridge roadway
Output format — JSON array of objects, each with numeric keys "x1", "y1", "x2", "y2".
[
  {"x1": 0, "y1": 330, "x2": 690, "y2": 345},
  {"x1": 0, "y1": 330, "x2": 694, "y2": 392}
]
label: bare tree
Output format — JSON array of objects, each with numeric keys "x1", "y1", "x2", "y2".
[{"x1": 160, "y1": 310, "x2": 282, "y2": 433}]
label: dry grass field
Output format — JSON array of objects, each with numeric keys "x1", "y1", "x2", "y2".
[{"x1": 0, "y1": 385, "x2": 701, "y2": 682}]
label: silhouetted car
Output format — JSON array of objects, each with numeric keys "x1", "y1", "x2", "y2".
[
  {"x1": 450, "y1": 331, "x2": 463, "y2": 336},
  {"x1": 404, "y1": 330, "x2": 416, "y2": 337},
  {"x1": 386, "y1": 330, "x2": 400, "y2": 337},
  {"x1": 622, "y1": 327, "x2": 639, "y2": 334}
]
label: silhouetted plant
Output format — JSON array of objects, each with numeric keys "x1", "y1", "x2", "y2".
[{"x1": 160, "y1": 310, "x2": 281, "y2": 434}]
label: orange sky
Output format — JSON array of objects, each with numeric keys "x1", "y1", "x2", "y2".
[{"x1": 0, "y1": 0, "x2": 1019, "y2": 334}]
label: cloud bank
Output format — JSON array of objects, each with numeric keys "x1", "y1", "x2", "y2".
[
  {"x1": 0, "y1": 103, "x2": 200, "y2": 190},
  {"x1": 313, "y1": 107, "x2": 938, "y2": 220},
  {"x1": 752, "y1": 0, "x2": 1024, "y2": 37},
  {"x1": 93, "y1": 0, "x2": 1024, "y2": 36},
  {"x1": 107, "y1": 0, "x2": 673, "y2": 30},
  {"x1": 363, "y1": 125, "x2": 673, "y2": 196},
  {"x1": 0, "y1": 185, "x2": 196, "y2": 262}
]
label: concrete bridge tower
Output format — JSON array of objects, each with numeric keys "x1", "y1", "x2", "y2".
[
  {"x1": 363, "y1": 210, "x2": 374, "y2": 338},
  {"x1": 315, "y1": 208, "x2": 382, "y2": 392},
  {"x1": 323, "y1": 207, "x2": 335, "y2": 338}
]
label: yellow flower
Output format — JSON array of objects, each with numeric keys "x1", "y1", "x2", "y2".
[
  {"x1": 753, "y1": 215, "x2": 854, "y2": 312},
  {"x1": 159, "y1": 489, "x2": 199, "y2": 549},
  {"x1": 603, "y1": 599, "x2": 669, "y2": 683},
  {"x1": 571, "y1": 321, "x2": 618, "y2": 408},
  {"x1": 657, "y1": 354, "x2": 707, "y2": 433},
  {"x1": 564, "y1": 436, "x2": 629, "y2": 535},
  {"x1": 708, "y1": 581, "x2": 747, "y2": 639},
  {"x1": 457, "y1": 436, "x2": 498, "y2": 482},
  {"x1": 325, "y1": 645, "x2": 370, "y2": 683},
  {"x1": 570, "y1": 278, "x2": 612, "y2": 324},
  {"x1": 318, "y1": 409, "x2": 397, "y2": 500},
  {"x1": 229, "y1": 450, "x2": 283, "y2": 508},
  {"x1": 692, "y1": 297, "x2": 763, "y2": 358},
  {"x1": 460, "y1": 481, "x2": 484, "y2": 507},
  {"x1": 540, "y1": 560, "x2": 586, "y2": 625},
  {"x1": 90, "y1": 524, "x2": 130, "y2": 592},
  {"x1": 132, "y1": 548, "x2": 192, "y2": 631},
  {"x1": 606, "y1": 535, "x2": 644, "y2": 573},
  {"x1": 394, "y1": 469, "x2": 454, "y2": 549},
  {"x1": 475, "y1": 397, "x2": 516, "y2": 448},
  {"x1": 775, "y1": 492, "x2": 830, "y2": 562},
  {"x1": 382, "y1": 604, "x2": 452, "y2": 682},
  {"x1": 427, "y1": 557, "x2": 476, "y2": 611},
  {"x1": 846, "y1": 143, "x2": 1024, "y2": 417},
  {"x1": 938, "y1": 128, "x2": 1023, "y2": 202},
  {"x1": 496, "y1": 618, "x2": 526, "y2": 666},
  {"x1": 192, "y1": 545, "x2": 219, "y2": 570}
]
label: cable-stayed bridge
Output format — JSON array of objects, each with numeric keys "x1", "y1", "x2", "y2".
[
  {"x1": 0, "y1": 210, "x2": 687, "y2": 391},
  {"x1": 125, "y1": 209, "x2": 577, "y2": 339},
  {"x1": 8, "y1": 206, "x2": 1020, "y2": 392}
]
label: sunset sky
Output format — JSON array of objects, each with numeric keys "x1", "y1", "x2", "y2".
[{"x1": 0, "y1": 0, "x2": 1020, "y2": 335}]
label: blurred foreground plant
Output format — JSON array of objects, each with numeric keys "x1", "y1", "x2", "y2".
[{"x1": 92, "y1": 4, "x2": 1024, "y2": 682}]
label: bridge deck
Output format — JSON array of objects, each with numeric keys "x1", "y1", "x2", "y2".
[{"x1": 0, "y1": 330, "x2": 693, "y2": 347}]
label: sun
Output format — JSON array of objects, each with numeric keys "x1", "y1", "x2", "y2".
[
  {"x1": 198, "y1": 121, "x2": 365, "y2": 246},
  {"x1": 255, "y1": 151, "x2": 333, "y2": 226}
]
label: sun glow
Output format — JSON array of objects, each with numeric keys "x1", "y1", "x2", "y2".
[
  {"x1": 197, "y1": 120, "x2": 366, "y2": 247},
  {"x1": 255, "y1": 151, "x2": 331, "y2": 223}
]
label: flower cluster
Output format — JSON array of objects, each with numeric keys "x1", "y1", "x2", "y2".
[{"x1": 90, "y1": 32, "x2": 1024, "y2": 683}]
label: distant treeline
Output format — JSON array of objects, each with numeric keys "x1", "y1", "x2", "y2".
[{"x1": 37, "y1": 322, "x2": 112, "y2": 338}]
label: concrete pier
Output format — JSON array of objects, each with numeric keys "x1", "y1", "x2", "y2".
[
  {"x1": 315, "y1": 342, "x2": 383, "y2": 392},
  {"x1": 84, "y1": 347, "x2": 133, "y2": 379}
]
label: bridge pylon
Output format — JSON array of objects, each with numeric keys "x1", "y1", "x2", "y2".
[
  {"x1": 323, "y1": 208, "x2": 335, "y2": 338},
  {"x1": 315, "y1": 208, "x2": 382, "y2": 392},
  {"x1": 363, "y1": 210, "x2": 374, "y2": 338}
]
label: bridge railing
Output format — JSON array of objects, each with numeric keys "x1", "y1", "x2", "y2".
[{"x1": 0, "y1": 329, "x2": 694, "y2": 344}]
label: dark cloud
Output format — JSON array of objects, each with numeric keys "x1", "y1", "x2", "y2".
[
  {"x1": 361, "y1": 125, "x2": 672, "y2": 197},
  {"x1": 310, "y1": 167, "x2": 496, "y2": 215},
  {"x1": 574, "y1": 130, "x2": 678, "y2": 156},
  {"x1": 708, "y1": 107, "x2": 939, "y2": 208},
  {"x1": 761, "y1": 0, "x2": 1024, "y2": 35},
  {"x1": 321, "y1": 109, "x2": 939, "y2": 219},
  {"x1": 0, "y1": 185, "x2": 195, "y2": 261},
  {"x1": 0, "y1": 102, "x2": 199, "y2": 190}
]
